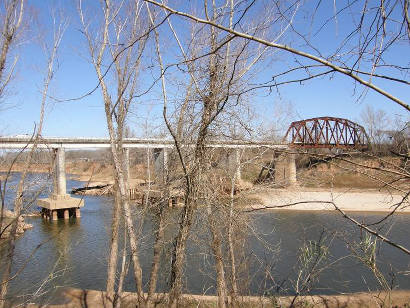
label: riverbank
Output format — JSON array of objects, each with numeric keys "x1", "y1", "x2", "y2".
[
  {"x1": 69, "y1": 180, "x2": 410, "y2": 213},
  {"x1": 247, "y1": 187, "x2": 410, "y2": 213},
  {"x1": 24, "y1": 288, "x2": 410, "y2": 307}
]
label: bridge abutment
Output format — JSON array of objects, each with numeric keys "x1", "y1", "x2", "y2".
[{"x1": 38, "y1": 147, "x2": 84, "y2": 220}]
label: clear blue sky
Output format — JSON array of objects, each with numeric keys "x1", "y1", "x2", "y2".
[{"x1": 1, "y1": 0, "x2": 408, "y2": 138}]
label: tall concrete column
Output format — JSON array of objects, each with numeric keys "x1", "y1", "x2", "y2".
[
  {"x1": 288, "y1": 153, "x2": 297, "y2": 185},
  {"x1": 154, "y1": 148, "x2": 168, "y2": 183},
  {"x1": 123, "y1": 147, "x2": 130, "y2": 183},
  {"x1": 275, "y1": 153, "x2": 297, "y2": 186},
  {"x1": 228, "y1": 149, "x2": 242, "y2": 180},
  {"x1": 54, "y1": 147, "x2": 67, "y2": 197}
]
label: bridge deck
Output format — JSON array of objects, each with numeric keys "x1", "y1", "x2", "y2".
[{"x1": 0, "y1": 137, "x2": 287, "y2": 149}]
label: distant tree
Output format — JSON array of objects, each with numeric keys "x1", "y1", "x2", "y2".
[{"x1": 360, "y1": 105, "x2": 392, "y2": 154}]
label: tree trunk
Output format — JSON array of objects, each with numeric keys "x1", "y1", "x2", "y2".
[
  {"x1": 106, "y1": 187, "x2": 122, "y2": 306},
  {"x1": 228, "y1": 176, "x2": 238, "y2": 305},
  {"x1": 208, "y1": 213, "x2": 228, "y2": 308},
  {"x1": 168, "y1": 194, "x2": 195, "y2": 308},
  {"x1": 146, "y1": 206, "x2": 166, "y2": 308}
]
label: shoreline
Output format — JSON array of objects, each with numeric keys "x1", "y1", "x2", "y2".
[
  {"x1": 25, "y1": 288, "x2": 410, "y2": 308},
  {"x1": 246, "y1": 188, "x2": 410, "y2": 213},
  {"x1": 1, "y1": 169, "x2": 408, "y2": 213},
  {"x1": 69, "y1": 182, "x2": 410, "y2": 213}
]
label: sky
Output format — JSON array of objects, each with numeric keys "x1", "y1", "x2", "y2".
[{"x1": 0, "y1": 0, "x2": 408, "y2": 138}]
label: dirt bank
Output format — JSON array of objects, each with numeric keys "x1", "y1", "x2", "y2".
[
  {"x1": 246, "y1": 187, "x2": 410, "y2": 213},
  {"x1": 0, "y1": 161, "x2": 151, "y2": 184},
  {"x1": 24, "y1": 288, "x2": 410, "y2": 308}
]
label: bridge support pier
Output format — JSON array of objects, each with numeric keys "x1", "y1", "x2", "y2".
[
  {"x1": 123, "y1": 148, "x2": 130, "y2": 182},
  {"x1": 275, "y1": 153, "x2": 297, "y2": 186},
  {"x1": 38, "y1": 147, "x2": 84, "y2": 220},
  {"x1": 52, "y1": 210, "x2": 58, "y2": 221},
  {"x1": 64, "y1": 209, "x2": 69, "y2": 220},
  {"x1": 227, "y1": 149, "x2": 242, "y2": 180},
  {"x1": 154, "y1": 148, "x2": 168, "y2": 183}
]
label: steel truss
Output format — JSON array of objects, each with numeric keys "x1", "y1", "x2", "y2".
[{"x1": 284, "y1": 117, "x2": 369, "y2": 149}]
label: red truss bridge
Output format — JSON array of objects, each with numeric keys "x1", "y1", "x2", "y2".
[{"x1": 283, "y1": 117, "x2": 369, "y2": 149}]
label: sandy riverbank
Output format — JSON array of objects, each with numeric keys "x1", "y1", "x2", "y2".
[
  {"x1": 247, "y1": 187, "x2": 410, "y2": 213},
  {"x1": 23, "y1": 288, "x2": 410, "y2": 308},
  {"x1": 69, "y1": 181, "x2": 410, "y2": 213}
]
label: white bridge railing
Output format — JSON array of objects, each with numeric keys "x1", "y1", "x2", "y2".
[{"x1": 0, "y1": 136, "x2": 288, "y2": 149}]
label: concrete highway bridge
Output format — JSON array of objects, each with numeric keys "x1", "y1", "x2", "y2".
[
  {"x1": 0, "y1": 117, "x2": 368, "y2": 220},
  {"x1": 0, "y1": 136, "x2": 292, "y2": 220}
]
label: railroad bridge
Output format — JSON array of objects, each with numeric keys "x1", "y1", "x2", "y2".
[
  {"x1": 284, "y1": 117, "x2": 369, "y2": 149},
  {"x1": 0, "y1": 117, "x2": 368, "y2": 220}
]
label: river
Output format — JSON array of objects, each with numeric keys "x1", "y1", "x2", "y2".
[{"x1": 1, "y1": 173, "x2": 410, "y2": 305}]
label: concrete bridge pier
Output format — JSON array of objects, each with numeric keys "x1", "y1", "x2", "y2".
[
  {"x1": 227, "y1": 149, "x2": 242, "y2": 180},
  {"x1": 123, "y1": 148, "x2": 130, "y2": 182},
  {"x1": 38, "y1": 147, "x2": 84, "y2": 220},
  {"x1": 153, "y1": 148, "x2": 168, "y2": 183},
  {"x1": 275, "y1": 153, "x2": 297, "y2": 186}
]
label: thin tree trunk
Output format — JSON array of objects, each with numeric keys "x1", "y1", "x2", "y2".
[
  {"x1": 110, "y1": 142, "x2": 145, "y2": 306},
  {"x1": 106, "y1": 187, "x2": 122, "y2": 306},
  {"x1": 114, "y1": 217, "x2": 128, "y2": 308},
  {"x1": 146, "y1": 206, "x2": 166, "y2": 308},
  {"x1": 168, "y1": 194, "x2": 195, "y2": 308},
  {"x1": 208, "y1": 212, "x2": 228, "y2": 308},
  {"x1": 79, "y1": 0, "x2": 147, "y2": 304},
  {"x1": 206, "y1": 4, "x2": 228, "y2": 305},
  {"x1": 228, "y1": 173, "x2": 238, "y2": 305}
]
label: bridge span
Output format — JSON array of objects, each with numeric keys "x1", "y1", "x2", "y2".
[
  {"x1": 0, "y1": 136, "x2": 288, "y2": 149},
  {"x1": 0, "y1": 136, "x2": 294, "y2": 220}
]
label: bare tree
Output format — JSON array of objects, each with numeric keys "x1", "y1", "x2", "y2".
[
  {"x1": 78, "y1": 1, "x2": 149, "y2": 306},
  {"x1": 0, "y1": 0, "x2": 24, "y2": 102},
  {"x1": 361, "y1": 105, "x2": 392, "y2": 153},
  {"x1": 144, "y1": 1, "x2": 302, "y2": 307},
  {"x1": 0, "y1": 8, "x2": 67, "y2": 307}
]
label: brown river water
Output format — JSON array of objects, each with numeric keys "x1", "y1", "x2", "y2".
[{"x1": 1, "y1": 174, "x2": 409, "y2": 305}]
